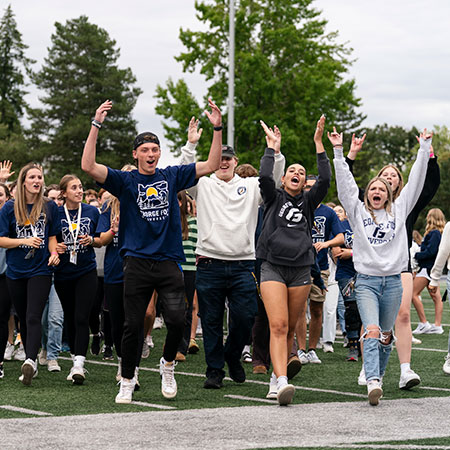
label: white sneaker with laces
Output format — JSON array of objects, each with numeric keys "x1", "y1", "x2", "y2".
[
  {"x1": 277, "y1": 383, "x2": 295, "y2": 406},
  {"x1": 399, "y1": 369, "x2": 421, "y2": 390},
  {"x1": 297, "y1": 350, "x2": 309, "y2": 364},
  {"x1": 425, "y1": 324, "x2": 444, "y2": 335},
  {"x1": 160, "y1": 357, "x2": 177, "y2": 399},
  {"x1": 367, "y1": 379, "x2": 383, "y2": 405},
  {"x1": 146, "y1": 335, "x2": 154, "y2": 349},
  {"x1": 20, "y1": 358, "x2": 37, "y2": 386},
  {"x1": 141, "y1": 340, "x2": 150, "y2": 359},
  {"x1": 411, "y1": 336, "x2": 422, "y2": 345},
  {"x1": 153, "y1": 317, "x2": 164, "y2": 330},
  {"x1": 3, "y1": 342, "x2": 14, "y2": 361},
  {"x1": 38, "y1": 349, "x2": 47, "y2": 366},
  {"x1": 358, "y1": 366, "x2": 366, "y2": 386},
  {"x1": 71, "y1": 365, "x2": 86, "y2": 385},
  {"x1": 443, "y1": 354, "x2": 450, "y2": 375},
  {"x1": 306, "y1": 349, "x2": 321, "y2": 364},
  {"x1": 322, "y1": 342, "x2": 334, "y2": 353},
  {"x1": 47, "y1": 359, "x2": 61, "y2": 372},
  {"x1": 266, "y1": 381, "x2": 277, "y2": 400},
  {"x1": 13, "y1": 343, "x2": 25, "y2": 361},
  {"x1": 412, "y1": 322, "x2": 431, "y2": 334},
  {"x1": 115, "y1": 377, "x2": 136, "y2": 404}
]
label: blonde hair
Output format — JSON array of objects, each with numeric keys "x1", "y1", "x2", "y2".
[
  {"x1": 424, "y1": 208, "x2": 446, "y2": 236},
  {"x1": 363, "y1": 177, "x2": 393, "y2": 225},
  {"x1": 377, "y1": 164, "x2": 404, "y2": 200},
  {"x1": 14, "y1": 163, "x2": 46, "y2": 226}
]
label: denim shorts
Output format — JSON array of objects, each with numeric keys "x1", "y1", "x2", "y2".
[{"x1": 260, "y1": 261, "x2": 311, "y2": 288}]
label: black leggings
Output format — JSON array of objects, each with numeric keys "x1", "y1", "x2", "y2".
[
  {"x1": 178, "y1": 270, "x2": 196, "y2": 354},
  {"x1": 6, "y1": 275, "x2": 52, "y2": 361},
  {"x1": 0, "y1": 274, "x2": 13, "y2": 363},
  {"x1": 55, "y1": 270, "x2": 97, "y2": 357}
]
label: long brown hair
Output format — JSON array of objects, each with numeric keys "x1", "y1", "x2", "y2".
[
  {"x1": 14, "y1": 163, "x2": 46, "y2": 226},
  {"x1": 377, "y1": 164, "x2": 404, "y2": 200},
  {"x1": 59, "y1": 174, "x2": 81, "y2": 204},
  {"x1": 178, "y1": 191, "x2": 189, "y2": 240},
  {"x1": 363, "y1": 177, "x2": 393, "y2": 225},
  {"x1": 424, "y1": 208, "x2": 446, "y2": 236}
]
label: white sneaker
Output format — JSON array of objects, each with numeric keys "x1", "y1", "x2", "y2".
[
  {"x1": 134, "y1": 367, "x2": 140, "y2": 391},
  {"x1": 13, "y1": 343, "x2": 25, "y2": 361},
  {"x1": 297, "y1": 350, "x2": 309, "y2": 364},
  {"x1": 38, "y1": 349, "x2": 47, "y2": 366},
  {"x1": 411, "y1": 336, "x2": 422, "y2": 345},
  {"x1": 443, "y1": 354, "x2": 450, "y2": 375},
  {"x1": 322, "y1": 342, "x2": 334, "y2": 353},
  {"x1": 20, "y1": 359, "x2": 37, "y2": 386},
  {"x1": 277, "y1": 383, "x2": 295, "y2": 406},
  {"x1": 71, "y1": 366, "x2": 86, "y2": 385},
  {"x1": 306, "y1": 349, "x2": 321, "y2": 364},
  {"x1": 153, "y1": 317, "x2": 164, "y2": 330},
  {"x1": 412, "y1": 322, "x2": 431, "y2": 334},
  {"x1": 160, "y1": 357, "x2": 177, "y2": 399},
  {"x1": 141, "y1": 340, "x2": 150, "y2": 359},
  {"x1": 399, "y1": 369, "x2": 421, "y2": 390},
  {"x1": 266, "y1": 378, "x2": 277, "y2": 400},
  {"x1": 47, "y1": 359, "x2": 61, "y2": 372},
  {"x1": 367, "y1": 379, "x2": 383, "y2": 405},
  {"x1": 358, "y1": 367, "x2": 366, "y2": 386},
  {"x1": 146, "y1": 335, "x2": 154, "y2": 349},
  {"x1": 425, "y1": 324, "x2": 444, "y2": 334},
  {"x1": 4, "y1": 342, "x2": 14, "y2": 361},
  {"x1": 115, "y1": 377, "x2": 136, "y2": 404}
]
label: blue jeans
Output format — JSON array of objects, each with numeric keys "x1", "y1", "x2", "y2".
[
  {"x1": 338, "y1": 277, "x2": 360, "y2": 340},
  {"x1": 337, "y1": 290, "x2": 346, "y2": 335},
  {"x1": 355, "y1": 273, "x2": 402, "y2": 382},
  {"x1": 196, "y1": 259, "x2": 258, "y2": 378},
  {"x1": 41, "y1": 283, "x2": 64, "y2": 360}
]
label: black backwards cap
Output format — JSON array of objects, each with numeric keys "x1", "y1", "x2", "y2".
[
  {"x1": 222, "y1": 145, "x2": 236, "y2": 158},
  {"x1": 133, "y1": 132, "x2": 160, "y2": 150}
]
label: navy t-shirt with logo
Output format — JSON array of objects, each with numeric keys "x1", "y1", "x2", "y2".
[
  {"x1": 312, "y1": 204, "x2": 344, "y2": 271},
  {"x1": 98, "y1": 164, "x2": 197, "y2": 261},
  {"x1": 0, "y1": 199, "x2": 60, "y2": 279},
  {"x1": 335, "y1": 218, "x2": 356, "y2": 280},
  {"x1": 54, "y1": 203, "x2": 99, "y2": 281},
  {"x1": 96, "y1": 207, "x2": 123, "y2": 284}
]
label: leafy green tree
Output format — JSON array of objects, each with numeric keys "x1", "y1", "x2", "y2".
[
  {"x1": 0, "y1": 4, "x2": 35, "y2": 136},
  {"x1": 29, "y1": 16, "x2": 142, "y2": 185},
  {"x1": 155, "y1": 0, "x2": 364, "y2": 174}
]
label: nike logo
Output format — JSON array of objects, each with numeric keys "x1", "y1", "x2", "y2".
[{"x1": 287, "y1": 224, "x2": 297, "y2": 227}]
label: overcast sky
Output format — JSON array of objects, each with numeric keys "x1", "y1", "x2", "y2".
[{"x1": 4, "y1": 0, "x2": 450, "y2": 167}]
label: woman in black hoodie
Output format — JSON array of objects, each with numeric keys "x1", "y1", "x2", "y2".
[{"x1": 256, "y1": 116, "x2": 331, "y2": 405}]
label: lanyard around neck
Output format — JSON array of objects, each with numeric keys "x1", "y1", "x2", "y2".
[{"x1": 64, "y1": 204, "x2": 82, "y2": 246}]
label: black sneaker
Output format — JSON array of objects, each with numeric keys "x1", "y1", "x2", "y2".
[
  {"x1": 227, "y1": 359, "x2": 246, "y2": 383},
  {"x1": 91, "y1": 333, "x2": 102, "y2": 356},
  {"x1": 346, "y1": 346, "x2": 359, "y2": 362},
  {"x1": 103, "y1": 345, "x2": 114, "y2": 360},
  {"x1": 204, "y1": 370, "x2": 224, "y2": 389}
]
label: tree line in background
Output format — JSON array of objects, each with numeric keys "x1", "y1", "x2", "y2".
[{"x1": 0, "y1": 1, "x2": 448, "y2": 230}]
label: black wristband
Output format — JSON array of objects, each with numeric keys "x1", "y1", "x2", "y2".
[
  {"x1": 213, "y1": 125, "x2": 223, "y2": 131},
  {"x1": 91, "y1": 119, "x2": 102, "y2": 129}
]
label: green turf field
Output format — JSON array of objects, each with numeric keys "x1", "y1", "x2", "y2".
[{"x1": 1, "y1": 285, "x2": 450, "y2": 423}]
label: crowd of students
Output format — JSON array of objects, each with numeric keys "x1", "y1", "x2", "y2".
[{"x1": 0, "y1": 100, "x2": 449, "y2": 408}]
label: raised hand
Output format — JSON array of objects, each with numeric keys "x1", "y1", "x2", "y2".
[
  {"x1": 314, "y1": 115, "x2": 326, "y2": 143},
  {"x1": 260, "y1": 120, "x2": 280, "y2": 150},
  {"x1": 349, "y1": 133, "x2": 366, "y2": 155},
  {"x1": 327, "y1": 126, "x2": 343, "y2": 147},
  {"x1": 188, "y1": 116, "x2": 203, "y2": 144},
  {"x1": 94, "y1": 100, "x2": 113, "y2": 124},
  {"x1": 273, "y1": 125, "x2": 282, "y2": 154},
  {"x1": 204, "y1": 98, "x2": 222, "y2": 128},
  {"x1": 0, "y1": 160, "x2": 14, "y2": 182}
]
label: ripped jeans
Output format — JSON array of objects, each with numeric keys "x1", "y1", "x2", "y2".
[{"x1": 355, "y1": 273, "x2": 402, "y2": 382}]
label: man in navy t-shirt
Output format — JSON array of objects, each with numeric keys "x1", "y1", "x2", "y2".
[{"x1": 81, "y1": 99, "x2": 223, "y2": 404}]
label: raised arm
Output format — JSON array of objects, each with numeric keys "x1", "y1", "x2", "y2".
[
  {"x1": 194, "y1": 98, "x2": 222, "y2": 178},
  {"x1": 81, "y1": 101, "x2": 111, "y2": 184},
  {"x1": 346, "y1": 133, "x2": 366, "y2": 201},
  {"x1": 0, "y1": 160, "x2": 15, "y2": 183},
  {"x1": 330, "y1": 127, "x2": 361, "y2": 215},
  {"x1": 258, "y1": 121, "x2": 280, "y2": 205}
]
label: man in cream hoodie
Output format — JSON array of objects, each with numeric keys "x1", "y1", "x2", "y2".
[{"x1": 181, "y1": 117, "x2": 285, "y2": 389}]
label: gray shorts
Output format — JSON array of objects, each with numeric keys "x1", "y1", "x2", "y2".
[{"x1": 260, "y1": 261, "x2": 311, "y2": 288}]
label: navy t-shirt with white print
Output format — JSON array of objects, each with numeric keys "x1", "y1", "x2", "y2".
[
  {"x1": 335, "y1": 218, "x2": 356, "y2": 280},
  {"x1": 96, "y1": 207, "x2": 123, "y2": 284},
  {"x1": 54, "y1": 203, "x2": 99, "y2": 281},
  {"x1": 312, "y1": 204, "x2": 345, "y2": 271},
  {"x1": 98, "y1": 165, "x2": 197, "y2": 262},
  {"x1": 0, "y1": 199, "x2": 60, "y2": 280}
]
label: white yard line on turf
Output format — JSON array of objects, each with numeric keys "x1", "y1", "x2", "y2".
[
  {"x1": 0, "y1": 405, "x2": 52, "y2": 416},
  {"x1": 224, "y1": 395, "x2": 277, "y2": 404},
  {"x1": 336, "y1": 445, "x2": 450, "y2": 449},
  {"x1": 131, "y1": 401, "x2": 176, "y2": 410},
  {"x1": 411, "y1": 347, "x2": 447, "y2": 353},
  {"x1": 420, "y1": 386, "x2": 450, "y2": 393}
]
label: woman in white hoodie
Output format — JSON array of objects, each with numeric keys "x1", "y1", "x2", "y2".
[{"x1": 331, "y1": 127, "x2": 431, "y2": 405}]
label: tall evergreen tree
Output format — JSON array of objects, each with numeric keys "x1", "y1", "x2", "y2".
[
  {"x1": 29, "y1": 16, "x2": 142, "y2": 184},
  {"x1": 155, "y1": 0, "x2": 364, "y2": 177}
]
